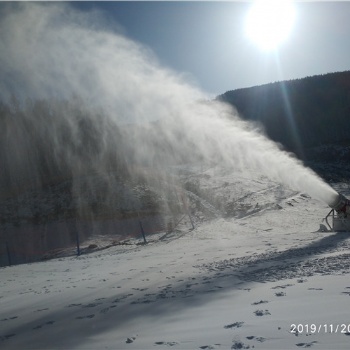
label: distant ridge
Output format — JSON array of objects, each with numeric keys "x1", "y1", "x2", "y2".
[{"x1": 217, "y1": 71, "x2": 350, "y2": 160}]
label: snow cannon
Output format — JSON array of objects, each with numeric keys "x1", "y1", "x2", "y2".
[
  {"x1": 329, "y1": 193, "x2": 350, "y2": 214},
  {"x1": 324, "y1": 193, "x2": 350, "y2": 232}
]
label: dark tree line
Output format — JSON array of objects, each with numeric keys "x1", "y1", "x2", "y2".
[{"x1": 218, "y1": 71, "x2": 350, "y2": 161}]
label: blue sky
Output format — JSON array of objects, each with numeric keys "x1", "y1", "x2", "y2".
[
  {"x1": 32, "y1": 1, "x2": 350, "y2": 96},
  {"x1": 69, "y1": 1, "x2": 350, "y2": 96}
]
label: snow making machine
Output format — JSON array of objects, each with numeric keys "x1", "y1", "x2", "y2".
[{"x1": 324, "y1": 193, "x2": 350, "y2": 232}]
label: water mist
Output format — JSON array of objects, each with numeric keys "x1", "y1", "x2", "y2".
[{"x1": 0, "y1": 3, "x2": 338, "y2": 212}]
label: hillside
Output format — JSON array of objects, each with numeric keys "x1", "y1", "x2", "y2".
[{"x1": 217, "y1": 71, "x2": 350, "y2": 163}]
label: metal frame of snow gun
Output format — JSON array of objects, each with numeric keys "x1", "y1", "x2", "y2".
[{"x1": 324, "y1": 193, "x2": 350, "y2": 232}]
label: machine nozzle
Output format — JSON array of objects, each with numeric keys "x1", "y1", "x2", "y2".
[{"x1": 329, "y1": 193, "x2": 350, "y2": 214}]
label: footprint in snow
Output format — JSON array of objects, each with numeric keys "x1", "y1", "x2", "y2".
[
  {"x1": 251, "y1": 300, "x2": 268, "y2": 305},
  {"x1": 154, "y1": 341, "x2": 179, "y2": 346},
  {"x1": 68, "y1": 303, "x2": 82, "y2": 307},
  {"x1": 35, "y1": 308, "x2": 49, "y2": 312},
  {"x1": 297, "y1": 279, "x2": 308, "y2": 283},
  {"x1": 1, "y1": 316, "x2": 18, "y2": 321},
  {"x1": 246, "y1": 336, "x2": 266, "y2": 342},
  {"x1": 100, "y1": 305, "x2": 116, "y2": 314},
  {"x1": 0, "y1": 334, "x2": 15, "y2": 341},
  {"x1": 296, "y1": 341, "x2": 318, "y2": 348},
  {"x1": 254, "y1": 309, "x2": 271, "y2": 316},
  {"x1": 76, "y1": 314, "x2": 95, "y2": 320},
  {"x1": 272, "y1": 284, "x2": 293, "y2": 289},
  {"x1": 82, "y1": 302, "x2": 102, "y2": 308},
  {"x1": 126, "y1": 335, "x2": 137, "y2": 344},
  {"x1": 130, "y1": 299, "x2": 154, "y2": 305},
  {"x1": 308, "y1": 288, "x2": 323, "y2": 291},
  {"x1": 224, "y1": 321, "x2": 244, "y2": 329},
  {"x1": 231, "y1": 340, "x2": 250, "y2": 349},
  {"x1": 33, "y1": 321, "x2": 55, "y2": 329}
]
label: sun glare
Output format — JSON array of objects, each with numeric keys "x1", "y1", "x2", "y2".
[{"x1": 246, "y1": 0, "x2": 296, "y2": 51}]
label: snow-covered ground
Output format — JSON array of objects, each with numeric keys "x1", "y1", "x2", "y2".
[{"x1": 1, "y1": 173, "x2": 350, "y2": 349}]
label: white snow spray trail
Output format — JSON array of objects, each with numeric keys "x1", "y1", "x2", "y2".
[{"x1": 0, "y1": 3, "x2": 338, "y2": 207}]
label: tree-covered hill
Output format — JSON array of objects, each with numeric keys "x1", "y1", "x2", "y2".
[{"x1": 217, "y1": 71, "x2": 350, "y2": 161}]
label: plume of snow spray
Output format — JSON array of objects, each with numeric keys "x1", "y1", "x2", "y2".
[{"x1": 0, "y1": 3, "x2": 338, "y2": 208}]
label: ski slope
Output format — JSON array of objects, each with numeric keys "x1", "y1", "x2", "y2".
[{"x1": 1, "y1": 172, "x2": 350, "y2": 350}]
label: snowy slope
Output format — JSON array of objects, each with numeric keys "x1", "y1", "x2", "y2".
[{"x1": 1, "y1": 171, "x2": 350, "y2": 350}]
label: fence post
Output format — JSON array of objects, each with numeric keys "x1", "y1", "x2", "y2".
[
  {"x1": 6, "y1": 241, "x2": 11, "y2": 266},
  {"x1": 76, "y1": 231, "x2": 80, "y2": 256},
  {"x1": 179, "y1": 190, "x2": 195, "y2": 231},
  {"x1": 188, "y1": 213, "x2": 195, "y2": 230},
  {"x1": 139, "y1": 220, "x2": 147, "y2": 244}
]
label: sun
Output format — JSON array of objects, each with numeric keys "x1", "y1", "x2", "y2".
[{"x1": 245, "y1": 0, "x2": 296, "y2": 51}]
